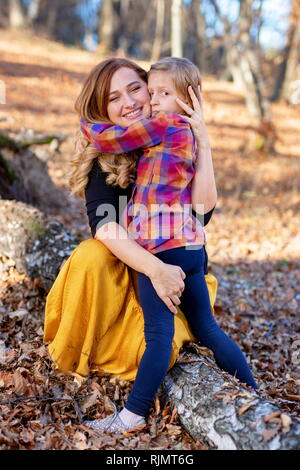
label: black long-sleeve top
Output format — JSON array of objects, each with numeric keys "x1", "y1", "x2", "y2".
[{"x1": 85, "y1": 159, "x2": 215, "y2": 274}]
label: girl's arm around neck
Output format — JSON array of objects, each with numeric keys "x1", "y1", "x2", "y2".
[{"x1": 80, "y1": 112, "x2": 182, "y2": 154}]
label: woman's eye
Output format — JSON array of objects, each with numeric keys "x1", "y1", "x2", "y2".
[
  {"x1": 109, "y1": 96, "x2": 119, "y2": 102},
  {"x1": 130, "y1": 86, "x2": 141, "y2": 93}
]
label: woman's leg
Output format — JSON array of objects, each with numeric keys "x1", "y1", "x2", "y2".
[
  {"x1": 124, "y1": 271, "x2": 175, "y2": 417},
  {"x1": 161, "y1": 247, "x2": 258, "y2": 390},
  {"x1": 43, "y1": 238, "x2": 144, "y2": 379}
]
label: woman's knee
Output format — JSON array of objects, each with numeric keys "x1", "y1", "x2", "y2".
[{"x1": 72, "y1": 238, "x2": 114, "y2": 268}]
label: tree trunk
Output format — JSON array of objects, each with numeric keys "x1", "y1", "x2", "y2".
[
  {"x1": 117, "y1": 0, "x2": 130, "y2": 56},
  {"x1": 227, "y1": 46, "x2": 271, "y2": 121},
  {"x1": 209, "y1": 0, "x2": 271, "y2": 123},
  {"x1": 233, "y1": 0, "x2": 270, "y2": 120},
  {"x1": 282, "y1": 17, "x2": 300, "y2": 103},
  {"x1": 161, "y1": 347, "x2": 300, "y2": 450},
  {"x1": 270, "y1": 45, "x2": 292, "y2": 102},
  {"x1": 183, "y1": 0, "x2": 198, "y2": 65},
  {"x1": 192, "y1": 0, "x2": 206, "y2": 69},
  {"x1": 171, "y1": 0, "x2": 182, "y2": 57},
  {"x1": 269, "y1": 0, "x2": 300, "y2": 103},
  {"x1": 0, "y1": 200, "x2": 80, "y2": 292},
  {"x1": 98, "y1": 0, "x2": 115, "y2": 55},
  {"x1": 9, "y1": 0, "x2": 26, "y2": 29},
  {"x1": 26, "y1": 0, "x2": 41, "y2": 25},
  {"x1": 45, "y1": 0, "x2": 59, "y2": 37},
  {"x1": 151, "y1": 0, "x2": 165, "y2": 62},
  {"x1": 98, "y1": 0, "x2": 127, "y2": 55}
]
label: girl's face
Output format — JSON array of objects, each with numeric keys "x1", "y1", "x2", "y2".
[
  {"x1": 148, "y1": 71, "x2": 186, "y2": 114},
  {"x1": 107, "y1": 67, "x2": 150, "y2": 127}
]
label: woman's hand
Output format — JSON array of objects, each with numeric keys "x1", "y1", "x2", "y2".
[
  {"x1": 148, "y1": 261, "x2": 186, "y2": 315},
  {"x1": 176, "y1": 86, "x2": 210, "y2": 148}
]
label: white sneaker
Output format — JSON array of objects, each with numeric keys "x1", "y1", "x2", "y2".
[{"x1": 83, "y1": 401, "x2": 146, "y2": 433}]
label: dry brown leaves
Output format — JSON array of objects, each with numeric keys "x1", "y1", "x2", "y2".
[
  {"x1": 0, "y1": 266, "x2": 210, "y2": 450},
  {"x1": 1, "y1": 250, "x2": 299, "y2": 450}
]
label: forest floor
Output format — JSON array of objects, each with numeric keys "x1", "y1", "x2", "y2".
[{"x1": 0, "y1": 29, "x2": 299, "y2": 450}]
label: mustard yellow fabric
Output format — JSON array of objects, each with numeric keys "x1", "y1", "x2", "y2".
[{"x1": 43, "y1": 238, "x2": 218, "y2": 381}]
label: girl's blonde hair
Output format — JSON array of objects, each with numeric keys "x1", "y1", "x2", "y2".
[
  {"x1": 149, "y1": 57, "x2": 202, "y2": 111},
  {"x1": 68, "y1": 58, "x2": 148, "y2": 199}
]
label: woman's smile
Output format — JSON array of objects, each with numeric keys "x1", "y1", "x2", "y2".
[{"x1": 123, "y1": 106, "x2": 143, "y2": 120}]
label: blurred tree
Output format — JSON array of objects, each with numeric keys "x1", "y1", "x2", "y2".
[
  {"x1": 27, "y1": 0, "x2": 41, "y2": 25},
  {"x1": 183, "y1": 0, "x2": 205, "y2": 68},
  {"x1": 151, "y1": 0, "x2": 165, "y2": 62},
  {"x1": 276, "y1": 0, "x2": 300, "y2": 104},
  {"x1": 98, "y1": 0, "x2": 159, "y2": 59},
  {"x1": 155, "y1": 0, "x2": 172, "y2": 58},
  {"x1": 3, "y1": 0, "x2": 84, "y2": 45},
  {"x1": 7, "y1": 0, "x2": 41, "y2": 29},
  {"x1": 98, "y1": 0, "x2": 118, "y2": 54},
  {"x1": 32, "y1": 0, "x2": 84, "y2": 45},
  {"x1": 9, "y1": 0, "x2": 26, "y2": 28},
  {"x1": 171, "y1": 0, "x2": 182, "y2": 56},
  {"x1": 210, "y1": 0, "x2": 271, "y2": 122},
  {"x1": 0, "y1": 0, "x2": 293, "y2": 107}
]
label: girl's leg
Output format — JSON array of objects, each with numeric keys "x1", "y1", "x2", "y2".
[
  {"x1": 159, "y1": 247, "x2": 258, "y2": 390},
  {"x1": 125, "y1": 272, "x2": 175, "y2": 417}
]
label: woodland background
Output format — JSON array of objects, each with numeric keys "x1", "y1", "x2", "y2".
[{"x1": 0, "y1": 0, "x2": 299, "y2": 450}]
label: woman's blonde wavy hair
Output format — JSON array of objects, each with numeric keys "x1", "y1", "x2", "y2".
[{"x1": 68, "y1": 58, "x2": 148, "y2": 199}]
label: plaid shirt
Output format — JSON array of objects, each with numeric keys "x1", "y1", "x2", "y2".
[{"x1": 81, "y1": 112, "x2": 206, "y2": 254}]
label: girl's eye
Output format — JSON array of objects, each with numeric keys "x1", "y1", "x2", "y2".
[{"x1": 161, "y1": 91, "x2": 169, "y2": 96}]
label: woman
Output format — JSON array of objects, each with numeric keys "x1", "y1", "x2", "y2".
[{"x1": 43, "y1": 57, "x2": 218, "y2": 399}]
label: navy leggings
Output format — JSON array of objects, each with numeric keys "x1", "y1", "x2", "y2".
[{"x1": 125, "y1": 246, "x2": 258, "y2": 417}]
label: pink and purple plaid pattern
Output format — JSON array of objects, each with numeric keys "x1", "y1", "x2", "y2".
[{"x1": 81, "y1": 112, "x2": 206, "y2": 254}]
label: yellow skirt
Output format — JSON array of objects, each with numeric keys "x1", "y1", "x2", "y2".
[{"x1": 43, "y1": 238, "x2": 218, "y2": 381}]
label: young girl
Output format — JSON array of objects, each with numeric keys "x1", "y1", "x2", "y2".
[{"x1": 81, "y1": 57, "x2": 258, "y2": 433}]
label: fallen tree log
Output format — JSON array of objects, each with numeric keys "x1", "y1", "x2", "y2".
[
  {"x1": 0, "y1": 200, "x2": 80, "y2": 291},
  {"x1": 0, "y1": 131, "x2": 64, "y2": 152},
  {"x1": 0, "y1": 131, "x2": 66, "y2": 210},
  {"x1": 161, "y1": 347, "x2": 300, "y2": 450}
]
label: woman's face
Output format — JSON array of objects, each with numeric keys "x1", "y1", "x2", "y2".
[{"x1": 107, "y1": 67, "x2": 150, "y2": 127}]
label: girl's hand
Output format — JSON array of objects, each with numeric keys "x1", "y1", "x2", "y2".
[
  {"x1": 143, "y1": 102, "x2": 152, "y2": 119},
  {"x1": 149, "y1": 261, "x2": 186, "y2": 315},
  {"x1": 176, "y1": 86, "x2": 210, "y2": 148}
]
